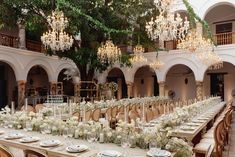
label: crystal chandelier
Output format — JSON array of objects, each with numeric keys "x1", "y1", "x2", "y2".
[
  {"x1": 97, "y1": 39, "x2": 121, "y2": 64},
  {"x1": 146, "y1": 0, "x2": 190, "y2": 41},
  {"x1": 149, "y1": 53, "x2": 164, "y2": 70},
  {"x1": 197, "y1": 51, "x2": 223, "y2": 70},
  {"x1": 130, "y1": 44, "x2": 147, "y2": 64},
  {"x1": 177, "y1": 29, "x2": 213, "y2": 53},
  {"x1": 41, "y1": 10, "x2": 73, "y2": 52}
]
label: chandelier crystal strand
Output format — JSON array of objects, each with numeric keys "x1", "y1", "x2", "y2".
[
  {"x1": 146, "y1": 0, "x2": 190, "y2": 41},
  {"x1": 41, "y1": 10, "x2": 73, "y2": 52},
  {"x1": 130, "y1": 44, "x2": 147, "y2": 64},
  {"x1": 149, "y1": 53, "x2": 164, "y2": 70},
  {"x1": 97, "y1": 39, "x2": 122, "y2": 64},
  {"x1": 177, "y1": 29, "x2": 213, "y2": 53}
]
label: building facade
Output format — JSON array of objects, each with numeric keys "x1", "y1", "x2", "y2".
[{"x1": 97, "y1": 0, "x2": 235, "y2": 102}]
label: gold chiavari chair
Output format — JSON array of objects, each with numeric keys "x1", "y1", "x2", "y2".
[
  {"x1": 92, "y1": 108, "x2": 101, "y2": 122},
  {"x1": 0, "y1": 146, "x2": 14, "y2": 157},
  {"x1": 24, "y1": 149, "x2": 47, "y2": 157}
]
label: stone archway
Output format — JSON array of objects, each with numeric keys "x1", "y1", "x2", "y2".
[
  {"x1": 133, "y1": 66, "x2": 159, "y2": 97},
  {"x1": 0, "y1": 61, "x2": 17, "y2": 108},
  {"x1": 26, "y1": 65, "x2": 49, "y2": 105},
  {"x1": 204, "y1": 2, "x2": 235, "y2": 45},
  {"x1": 203, "y1": 62, "x2": 235, "y2": 101},
  {"x1": 57, "y1": 69, "x2": 74, "y2": 96},
  {"x1": 107, "y1": 68, "x2": 127, "y2": 99},
  {"x1": 166, "y1": 64, "x2": 196, "y2": 100}
]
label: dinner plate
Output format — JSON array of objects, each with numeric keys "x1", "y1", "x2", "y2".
[
  {"x1": 147, "y1": 149, "x2": 171, "y2": 157},
  {"x1": 97, "y1": 150, "x2": 122, "y2": 157},
  {"x1": 19, "y1": 136, "x2": 40, "y2": 143},
  {"x1": 66, "y1": 144, "x2": 88, "y2": 153},
  {"x1": 0, "y1": 130, "x2": 4, "y2": 134},
  {"x1": 4, "y1": 133, "x2": 24, "y2": 140},
  {"x1": 40, "y1": 139, "x2": 61, "y2": 147},
  {"x1": 180, "y1": 126, "x2": 196, "y2": 131}
]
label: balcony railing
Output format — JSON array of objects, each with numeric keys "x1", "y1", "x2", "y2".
[
  {"x1": 0, "y1": 33, "x2": 19, "y2": 48},
  {"x1": 26, "y1": 39, "x2": 44, "y2": 52},
  {"x1": 214, "y1": 32, "x2": 235, "y2": 45},
  {"x1": 0, "y1": 33, "x2": 44, "y2": 53}
]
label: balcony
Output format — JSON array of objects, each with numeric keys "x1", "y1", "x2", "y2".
[
  {"x1": 214, "y1": 32, "x2": 235, "y2": 46},
  {"x1": 0, "y1": 33, "x2": 43, "y2": 53}
]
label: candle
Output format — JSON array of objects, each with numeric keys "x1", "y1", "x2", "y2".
[
  {"x1": 53, "y1": 104, "x2": 56, "y2": 117},
  {"x1": 25, "y1": 98, "x2": 28, "y2": 112},
  {"x1": 124, "y1": 105, "x2": 127, "y2": 122},
  {"x1": 11, "y1": 101, "x2": 15, "y2": 115},
  {"x1": 142, "y1": 103, "x2": 145, "y2": 122},
  {"x1": 164, "y1": 104, "x2": 166, "y2": 115},
  {"x1": 83, "y1": 103, "x2": 86, "y2": 123},
  {"x1": 69, "y1": 99, "x2": 72, "y2": 115}
]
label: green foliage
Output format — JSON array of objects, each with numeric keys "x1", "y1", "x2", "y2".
[{"x1": 182, "y1": 0, "x2": 213, "y2": 40}]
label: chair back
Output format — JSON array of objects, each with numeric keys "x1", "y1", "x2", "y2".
[
  {"x1": 92, "y1": 108, "x2": 101, "y2": 122},
  {"x1": 111, "y1": 106, "x2": 118, "y2": 118},
  {"x1": 72, "y1": 112, "x2": 80, "y2": 121},
  {"x1": 146, "y1": 109, "x2": 154, "y2": 123},
  {"x1": 0, "y1": 146, "x2": 14, "y2": 157},
  {"x1": 35, "y1": 104, "x2": 45, "y2": 113},
  {"x1": 24, "y1": 149, "x2": 47, "y2": 157},
  {"x1": 116, "y1": 112, "x2": 125, "y2": 122},
  {"x1": 214, "y1": 119, "x2": 224, "y2": 157},
  {"x1": 129, "y1": 110, "x2": 140, "y2": 122},
  {"x1": 105, "y1": 107, "x2": 112, "y2": 121},
  {"x1": 21, "y1": 105, "x2": 36, "y2": 113},
  {"x1": 85, "y1": 110, "x2": 92, "y2": 121}
]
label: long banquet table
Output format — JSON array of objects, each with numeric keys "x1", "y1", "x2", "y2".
[
  {"x1": 171, "y1": 102, "x2": 226, "y2": 143},
  {"x1": 0, "y1": 128, "x2": 147, "y2": 157}
]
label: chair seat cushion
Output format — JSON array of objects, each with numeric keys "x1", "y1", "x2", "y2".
[{"x1": 194, "y1": 142, "x2": 211, "y2": 154}]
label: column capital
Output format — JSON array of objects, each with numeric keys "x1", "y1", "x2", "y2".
[
  {"x1": 126, "y1": 81, "x2": 134, "y2": 86},
  {"x1": 158, "y1": 81, "x2": 166, "y2": 86}
]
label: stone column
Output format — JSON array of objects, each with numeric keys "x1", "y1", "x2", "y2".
[
  {"x1": 74, "y1": 83, "x2": 81, "y2": 97},
  {"x1": 196, "y1": 81, "x2": 203, "y2": 101},
  {"x1": 50, "y1": 82, "x2": 57, "y2": 95},
  {"x1": 18, "y1": 23, "x2": 26, "y2": 49},
  {"x1": 126, "y1": 82, "x2": 134, "y2": 98},
  {"x1": 158, "y1": 81, "x2": 166, "y2": 97},
  {"x1": 17, "y1": 80, "x2": 26, "y2": 109}
]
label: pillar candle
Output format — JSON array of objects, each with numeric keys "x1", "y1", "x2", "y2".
[
  {"x1": 83, "y1": 104, "x2": 86, "y2": 123},
  {"x1": 69, "y1": 99, "x2": 72, "y2": 115},
  {"x1": 124, "y1": 105, "x2": 127, "y2": 122},
  {"x1": 11, "y1": 101, "x2": 15, "y2": 115},
  {"x1": 25, "y1": 98, "x2": 28, "y2": 112},
  {"x1": 142, "y1": 103, "x2": 145, "y2": 122}
]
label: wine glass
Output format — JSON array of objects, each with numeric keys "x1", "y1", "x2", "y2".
[
  {"x1": 44, "y1": 125, "x2": 51, "y2": 134},
  {"x1": 87, "y1": 132, "x2": 96, "y2": 149},
  {"x1": 63, "y1": 127, "x2": 69, "y2": 139},
  {"x1": 121, "y1": 136, "x2": 131, "y2": 157},
  {"x1": 25, "y1": 121, "x2": 33, "y2": 131}
]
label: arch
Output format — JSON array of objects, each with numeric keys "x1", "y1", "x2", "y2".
[
  {"x1": 106, "y1": 67, "x2": 127, "y2": 99},
  {"x1": 160, "y1": 57, "x2": 199, "y2": 82},
  {"x1": 0, "y1": 54, "x2": 23, "y2": 81},
  {"x1": 133, "y1": 65, "x2": 159, "y2": 97},
  {"x1": 25, "y1": 59, "x2": 55, "y2": 82},
  {"x1": 202, "y1": 61, "x2": 235, "y2": 101},
  {"x1": 201, "y1": 0, "x2": 235, "y2": 19},
  {"x1": 26, "y1": 65, "x2": 50, "y2": 98},
  {"x1": 105, "y1": 67, "x2": 127, "y2": 83},
  {"x1": 165, "y1": 64, "x2": 196, "y2": 100},
  {"x1": 57, "y1": 69, "x2": 74, "y2": 96},
  {"x1": 0, "y1": 61, "x2": 17, "y2": 108},
  {"x1": 55, "y1": 62, "x2": 79, "y2": 81}
]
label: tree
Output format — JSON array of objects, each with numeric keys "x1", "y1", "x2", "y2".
[{"x1": 0, "y1": 0, "x2": 158, "y2": 81}]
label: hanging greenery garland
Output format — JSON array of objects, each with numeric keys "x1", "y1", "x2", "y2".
[
  {"x1": 182, "y1": 0, "x2": 213, "y2": 41},
  {"x1": 56, "y1": 0, "x2": 132, "y2": 35}
]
